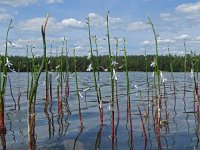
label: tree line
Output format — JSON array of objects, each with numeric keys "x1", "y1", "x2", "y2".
[{"x1": 1, "y1": 54, "x2": 200, "y2": 72}]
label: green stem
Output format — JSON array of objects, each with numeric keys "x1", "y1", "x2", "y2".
[{"x1": 73, "y1": 49, "x2": 83, "y2": 126}]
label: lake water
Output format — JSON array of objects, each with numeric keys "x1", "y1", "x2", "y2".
[{"x1": 2, "y1": 72, "x2": 200, "y2": 150}]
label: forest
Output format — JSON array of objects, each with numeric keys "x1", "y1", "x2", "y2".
[{"x1": 3, "y1": 54, "x2": 200, "y2": 72}]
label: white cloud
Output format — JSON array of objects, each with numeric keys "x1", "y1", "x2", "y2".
[
  {"x1": 109, "y1": 17, "x2": 122, "y2": 23},
  {"x1": 196, "y1": 36, "x2": 200, "y2": 40},
  {"x1": 185, "y1": 13, "x2": 200, "y2": 20},
  {"x1": 176, "y1": 2, "x2": 200, "y2": 14},
  {"x1": 18, "y1": 17, "x2": 61, "y2": 31},
  {"x1": 140, "y1": 39, "x2": 175, "y2": 45},
  {"x1": 160, "y1": 13, "x2": 179, "y2": 21},
  {"x1": 0, "y1": 0, "x2": 37, "y2": 7},
  {"x1": 18, "y1": 17, "x2": 87, "y2": 32},
  {"x1": 176, "y1": 2, "x2": 200, "y2": 20},
  {"x1": 161, "y1": 13, "x2": 172, "y2": 18},
  {"x1": 88, "y1": 13, "x2": 105, "y2": 27},
  {"x1": 46, "y1": 0, "x2": 64, "y2": 4},
  {"x1": 87, "y1": 13, "x2": 122, "y2": 28},
  {"x1": 61, "y1": 18, "x2": 86, "y2": 29},
  {"x1": 158, "y1": 39, "x2": 175, "y2": 44},
  {"x1": 127, "y1": 22, "x2": 149, "y2": 31},
  {"x1": 174, "y1": 34, "x2": 190, "y2": 40},
  {"x1": 140, "y1": 40, "x2": 151, "y2": 46},
  {"x1": 0, "y1": 10, "x2": 12, "y2": 22}
]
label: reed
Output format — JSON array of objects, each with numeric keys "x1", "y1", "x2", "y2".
[
  {"x1": 64, "y1": 40, "x2": 71, "y2": 114},
  {"x1": 17, "y1": 62, "x2": 22, "y2": 111},
  {"x1": 7, "y1": 75, "x2": 16, "y2": 110},
  {"x1": 60, "y1": 38, "x2": 65, "y2": 96},
  {"x1": 28, "y1": 15, "x2": 48, "y2": 113},
  {"x1": 191, "y1": 52, "x2": 199, "y2": 118},
  {"x1": 138, "y1": 106, "x2": 147, "y2": 141},
  {"x1": 26, "y1": 45, "x2": 30, "y2": 100},
  {"x1": 45, "y1": 38, "x2": 49, "y2": 103},
  {"x1": 0, "y1": 19, "x2": 13, "y2": 133},
  {"x1": 168, "y1": 48, "x2": 177, "y2": 114},
  {"x1": 148, "y1": 17, "x2": 162, "y2": 149},
  {"x1": 73, "y1": 49, "x2": 83, "y2": 127},
  {"x1": 49, "y1": 41, "x2": 54, "y2": 102},
  {"x1": 87, "y1": 17, "x2": 103, "y2": 125},
  {"x1": 65, "y1": 40, "x2": 70, "y2": 98},
  {"x1": 183, "y1": 40, "x2": 187, "y2": 112},
  {"x1": 106, "y1": 12, "x2": 115, "y2": 149},
  {"x1": 93, "y1": 35, "x2": 104, "y2": 123},
  {"x1": 114, "y1": 37, "x2": 120, "y2": 119},
  {"x1": 123, "y1": 38, "x2": 133, "y2": 149},
  {"x1": 27, "y1": 15, "x2": 48, "y2": 150}
]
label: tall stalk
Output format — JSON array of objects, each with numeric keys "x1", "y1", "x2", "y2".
[
  {"x1": 60, "y1": 38, "x2": 65, "y2": 96},
  {"x1": 17, "y1": 62, "x2": 22, "y2": 111},
  {"x1": 148, "y1": 17, "x2": 161, "y2": 149},
  {"x1": 144, "y1": 51, "x2": 150, "y2": 119},
  {"x1": 115, "y1": 37, "x2": 120, "y2": 118},
  {"x1": 93, "y1": 35, "x2": 104, "y2": 122},
  {"x1": 87, "y1": 17, "x2": 103, "y2": 124},
  {"x1": 28, "y1": 15, "x2": 48, "y2": 150},
  {"x1": 106, "y1": 12, "x2": 115, "y2": 149},
  {"x1": 45, "y1": 38, "x2": 49, "y2": 103},
  {"x1": 49, "y1": 41, "x2": 54, "y2": 102},
  {"x1": 65, "y1": 40, "x2": 70, "y2": 98},
  {"x1": 168, "y1": 48, "x2": 176, "y2": 114},
  {"x1": 0, "y1": 20, "x2": 13, "y2": 133},
  {"x1": 123, "y1": 38, "x2": 133, "y2": 149},
  {"x1": 73, "y1": 49, "x2": 83, "y2": 127},
  {"x1": 183, "y1": 40, "x2": 187, "y2": 112},
  {"x1": 28, "y1": 15, "x2": 48, "y2": 113},
  {"x1": 148, "y1": 18, "x2": 160, "y2": 94},
  {"x1": 26, "y1": 45, "x2": 30, "y2": 100}
]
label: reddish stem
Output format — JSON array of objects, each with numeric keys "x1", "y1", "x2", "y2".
[
  {"x1": 65, "y1": 78, "x2": 69, "y2": 97},
  {"x1": 137, "y1": 106, "x2": 147, "y2": 141}
]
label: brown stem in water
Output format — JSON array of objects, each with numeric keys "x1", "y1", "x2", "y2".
[
  {"x1": 137, "y1": 106, "x2": 147, "y2": 141},
  {"x1": 8, "y1": 75, "x2": 16, "y2": 110}
]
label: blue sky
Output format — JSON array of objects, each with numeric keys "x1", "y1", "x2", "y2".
[{"x1": 0, "y1": 0, "x2": 200, "y2": 56}]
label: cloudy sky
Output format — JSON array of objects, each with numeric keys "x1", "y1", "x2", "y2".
[{"x1": 0, "y1": 0, "x2": 200, "y2": 56}]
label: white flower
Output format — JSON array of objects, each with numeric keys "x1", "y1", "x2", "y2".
[
  {"x1": 160, "y1": 71, "x2": 167, "y2": 83},
  {"x1": 112, "y1": 60, "x2": 118, "y2": 66},
  {"x1": 86, "y1": 64, "x2": 92, "y2": 71},
  {"x1": 79, "y1": 91, "x2": 84, "y2": 98},
  {"x1": 112, "y1": 68, "x2": 117, "y2": 81},
  {"x1": 99, "y1": 100, "x2": 103, "y2": 108},
  {"x1": 100, "y1": 66, "x2": 108, "y2": 72},
  {"x1": 191, "y1": 68, "x2": 194, "y2": 78},
  {"x1": 152, "y1": 72, "x2": 154, "y2": 78},
  {"x1": 134, "y1": 85, "x2": 138, "y2": 89},
  {"x1": 5, "y1": 57, "x2": 13, "y2": 68},
  {"x1": 83, "y1": 87, "x2": 90, "y2": 92},
  {"x1": 162, "y1": 78, "x2": 167, "y2": 83},
  {"x1": 150, "y1": 58, "x2": 156, "y2": 68},
  {"x1": 108, "y1": 104, "x2": 111, "y2": 111},
  {"x1": 10, "y1": 68, "x2": 16, "y2": 73},
  {"x1": 160, "y1": 71, "x2": 163, "y2": 79},
  {"x1": 87, "y1": 52, "x2": 91, "y2": 59},
  {"x1": 118, "y1": 64, "x2": 124, "y2": 69},
  {"x1": 56, "y1": 65, "x2": 60, "y2": 69}
]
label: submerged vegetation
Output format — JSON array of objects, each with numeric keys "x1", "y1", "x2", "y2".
[{"x1": 0, "y1": 12, "x2": 200, "y2": 150}]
